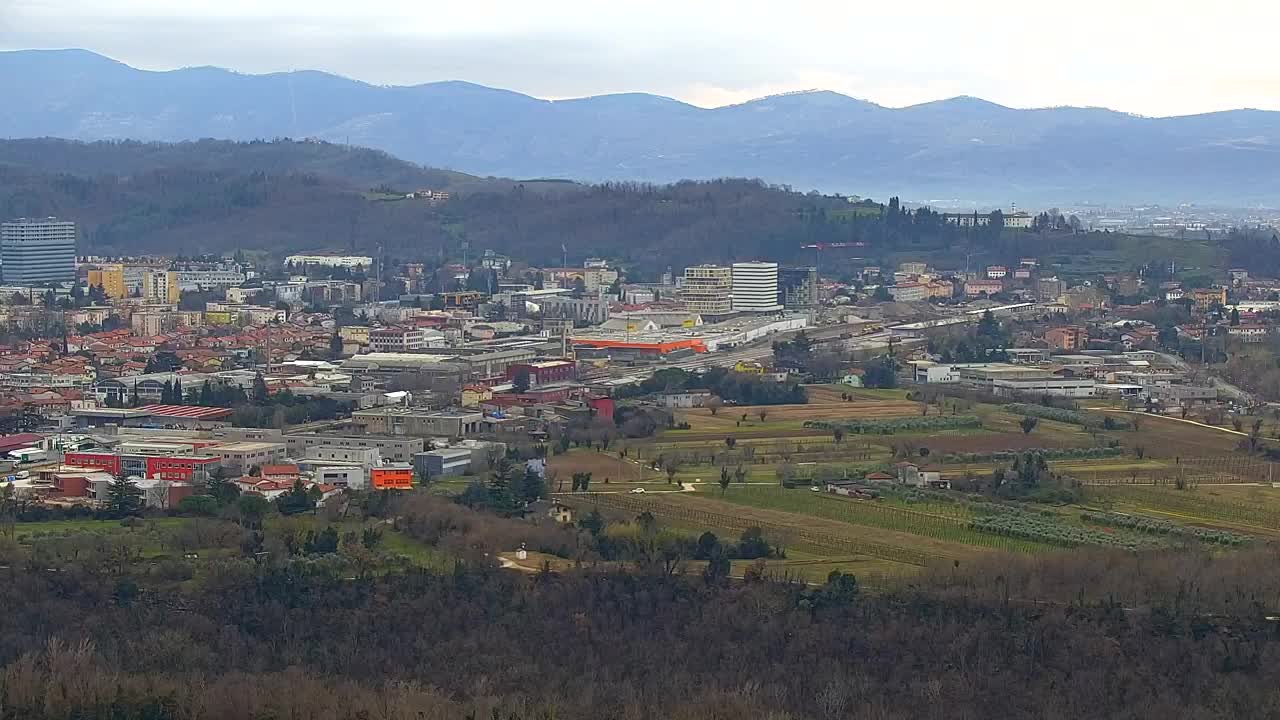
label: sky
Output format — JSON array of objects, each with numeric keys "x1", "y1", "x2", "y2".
[{"x1": 3, "y1": 0, "x2": 1279, "y2": 116}]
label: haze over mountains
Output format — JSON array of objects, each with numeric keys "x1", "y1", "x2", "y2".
[{"x1": 4, "y1": 49, "x2": 1280, "y2": 206}]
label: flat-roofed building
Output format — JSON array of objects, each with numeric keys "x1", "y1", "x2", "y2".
[
  {"x1": 1, "y1": 217, "x2": 76, "y2": 283},
  {"x1": 351, "y1": 407, "x2": 484, "y2": 439},
  {"x1": 284, "y1": 433, "x2": 425, "y2": 463}
]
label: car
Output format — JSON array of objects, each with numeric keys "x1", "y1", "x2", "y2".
[
  {"x1": 810, "y1": 486, "x2": 821, "y2": 492},
  {"x1": 629, "y1": 488, "x2": 647, "y2": 494}
]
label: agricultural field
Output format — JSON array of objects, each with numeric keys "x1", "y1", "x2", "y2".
[{"x1": 566, "y1": 383, "x2": 1280, "y2": 580}]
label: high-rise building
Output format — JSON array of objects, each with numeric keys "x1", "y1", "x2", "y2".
[
  {"x1": 779, "y1": 266, "x2": 819, "y2": 308},
  {"x1": 681, "y1": 265, "x2": 733, "y2": 316},
  {"x1": 731, "y1": 261, "x2": 782, "y2": 313},
  {"x1": 87, "y1": 264, "x2": 126, "y2": 299},
  {"x1": 1, "y1": 218, "x2": 76, "y2": 284},
  {"x1": 143, "y1": 270, "x2": 180, "y2": 305}
]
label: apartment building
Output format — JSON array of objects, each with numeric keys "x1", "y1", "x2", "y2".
[
  {"x1": 681, "y1": 265, "x2": 733, "y2": 316},
  {"x1": 778, "y1": 266, "x2": 819, "y2": 308},
  {"x1": 87, "y1": 264, "x2": 126, "y2": 298}
]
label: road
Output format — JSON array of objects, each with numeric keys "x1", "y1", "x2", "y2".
[
  {"x1": 587, "y1": 324, "x2": 896, "y2": 383},
  {"x1": 1154, "y1": 351, "x2": 1252, "y2": 404}
]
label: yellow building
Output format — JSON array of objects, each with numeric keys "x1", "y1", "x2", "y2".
[
  {"x1": 734, "y1": 360, "x2": 766, "y2": 375},
  {"x1": 1191, "y1": 287, "x2": 1228, "y2": 311},
  {"x1": 143, "y1": 270, "x2": 180, "y2": 305},
  {"x1": 87, "y1": 264, "x2": 126, "y2": 299}
]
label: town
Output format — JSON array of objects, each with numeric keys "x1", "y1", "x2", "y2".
[{"x1": 0, "y1": 212, "x2": 1273, "y2": 513}]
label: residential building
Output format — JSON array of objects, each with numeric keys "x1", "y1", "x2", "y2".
[
  {"x1": 87, "y1": 264, "x2": 126, "y2": 298},
  {"x1": 1044, "y1": 326, "x2": 1089, "y2": 351},
  {"x1": 131, "y1": 312, "x2": 175, "y2": 337},
  {"x1": 888, "y1": 282, "x2": 929, "y2": 302},
  {"x1": 1038, "y1": 276, "x2": 1066, "y2": 302},
  {"x1": 143, "y1": 270, "x2": 179, "y2": 304},
  {"x1": 656, "y1": 390, "x2": 713, "y2": 408},
  {"x1": 927, "y1": 280, "x2": 954, "y2": 299},
  {"x1": 731, "y1": 262, "x2": 782, "y2": 313},
  {"x1": 778, "y1": 266, "x2": 819, "y2": 308},
  {"x1": 1227, "y1": 324, "x2": 1268, "y2": 342},
  {"x1": 964, "y1": 279, "x2": 1005, "y2": 296},
  {"x1": 1191, "y1": 287, "x2": 1228, "y2": 311},
  {"x1": 1004, "y1": 212, "x2": 1035, "y2": 229},
  {"x1": 285, "y1": 254, "x2": 373, "y2": 269},
  {"x1": 1, "y1": 217, "x2": 76, "y2": 284},
  {"x1": 898, "y1": 261, "x2": 928, "y2": 275},
  {"x1": 681, "y1": 265, "x2": 733, "y2": 316},
  {"x1": 368, "y1": 327, "x2": 444, "y2": 352},
  {"x1": 986, "y1": 266, "x2": 1008, "y2": 279},
  {"x1": 176, "y1": 270, "x2": 246, "y2": 291}
]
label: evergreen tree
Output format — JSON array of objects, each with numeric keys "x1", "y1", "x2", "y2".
[
  {"x1": 105, "y1": 476, "x2": 144, "y2": 517},
  {"x1": 329, "y1": 330, "x2": 344, "y2": 358},
  {"x1": 161, "y1": 380, "x2": 174, "y2": 404},
  {"x1": 518, "y1": 465, "x2": 546, "y2": 505},
  {"x1": 199, "y1": 380, "x2": 213, "y2": 406},
  {"x1": 276, "y1": 479, "x2": 316, "y2": 516},
  {"x1": 252, "y1": 373, "x2": 270, "y2": 405},
  {"x1": 173, "y1": 378, "x2": 184, "y2": 405},
  {"x1": 487, "y1": 458, "x2": 518, "y2": 515}
]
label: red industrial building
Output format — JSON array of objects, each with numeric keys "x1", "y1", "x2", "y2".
[
  {"x1": 505, "y1": 360, "x2": 577, "y2": 387},
  {"x1": 63, "y1": 451, "x2": 220, "y2": 482}
]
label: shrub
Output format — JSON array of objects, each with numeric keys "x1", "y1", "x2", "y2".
[
  {"x1": 1003, "y1": 404, "x2": 1130, "y2": 430},
  {"x1": 804, "y1": 416, "x2": 981, "y2": 434}
]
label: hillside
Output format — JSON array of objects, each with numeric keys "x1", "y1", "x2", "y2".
[{"x1": 6, "y1": 50, "x2": 1280, "y2": 204}]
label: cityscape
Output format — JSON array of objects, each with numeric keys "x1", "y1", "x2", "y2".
[{"x1": 6, "y1": 5, "x2": 1280, "y2": 718}]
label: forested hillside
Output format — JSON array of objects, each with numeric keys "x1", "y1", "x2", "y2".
[{"x1": 0, "y1": 138, "x2": 1253, "y2": 274}]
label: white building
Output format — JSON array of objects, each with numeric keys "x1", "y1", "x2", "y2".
[
  {"x1": 731, "y1": 261, "x2": 782, "y2": 313},
  {"x1": 0, "y1": 217, "x2": 76, "y2": 284},
  {"x1": 176, "y1": 270, "x2": 246, "y2": 291},
  {"x1": 285, "y1": 254, "x2": 374, "y2": 269},
  {"x1": 368, "y1": 327, "x2": 445, "y2": 352}
]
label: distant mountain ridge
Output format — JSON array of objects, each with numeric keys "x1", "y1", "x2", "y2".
[{"x1": 4, "y1": 49, "x2": 1280, "y2": 205}]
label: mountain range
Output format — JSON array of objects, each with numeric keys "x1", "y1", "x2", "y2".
[{"x1": 4, "y1": 49, "x2": 1280, "y2": 206}]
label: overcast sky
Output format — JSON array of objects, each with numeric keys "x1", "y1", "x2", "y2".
[{"x1": 3, "y1": 0, "x2": 1278, "y2": 116}]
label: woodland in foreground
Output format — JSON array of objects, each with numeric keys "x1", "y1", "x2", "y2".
[{"x1": 5, "y1": 497, "x2": 1280, "y2": 719}]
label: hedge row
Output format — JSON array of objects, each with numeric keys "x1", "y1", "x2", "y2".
[
  {"x1": 1003, "y1": 404, "x2": 1130, "y2": 430},
  {"x1": 942, "y1": 447, "x2": 1124, "y2": 464},
  {"x1": 803, "y1": 416, "x2": 982, "y2": 435}
]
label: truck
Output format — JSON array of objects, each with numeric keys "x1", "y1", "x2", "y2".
[{"x1": 8, "y1": 448, "x2": 47, "y2": 464}]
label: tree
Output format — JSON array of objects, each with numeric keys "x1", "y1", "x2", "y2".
[
  {"x1": 199, "y1": 380, "x2": 214, "y2": 406},
  {"x1": 833, "y1": 427, "x2": 845, "y2": 445},
  {"x1": 570, "y1": 277, "x2": 588, "y2": 298},
  {"x1": 705, "y1": 396, "x2": 723, "y2": 416},
  {"x1": 1230, "y1": 307, "x2": 1241, "y2": 326},
  {"x1": 512, "y1": 367, "x2": 531, "y2": 394},
  {"x1": 724, "y1": 437, "x2": 737, "y2": 450},
  {"x1": 105, "y1": 476, "x2": 144, "y2": 517},
  {"x1": 177, "y1": 494, "x2": 220, "y2": 516},
  {"x1": 488, "y1": 458, "x2": 518, "y2": 515},
  {"x1": 329, "y1": 330, "x2": 344, "y2": 358},
  {"x1": 718, "y1": 467, "x2": 731, "y2": 496},
  {"x1": 276, "y1": 479, "x2": 316, "y2": 516},
  {"x1": 251, "y1": 373, "x2": 269, "y2": 405},
  {"x1": 518, "y1": 465, "x2": 546, "y2": 506},
  {"x1": 733, "y1": 466, "x2": 747, "y2": 484},
  {"x1": 172, "y1": 378, "x2": 184, "y2": 405},
  {"x1": 863, "y1": 356, "x2": 898, "y2": 388},
  {"x1": 664, "y1": 459, "x2": 680, "y2": 485},
  {"x1": 236, "y1": 494, "x2": 271, "y2": 529},
  {"x1": 1019, "y1": 416, "x2": 1039, "y2": 434},
  {"x1": 756, "y1": 408, "x2": 769, "y2": 423}
]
